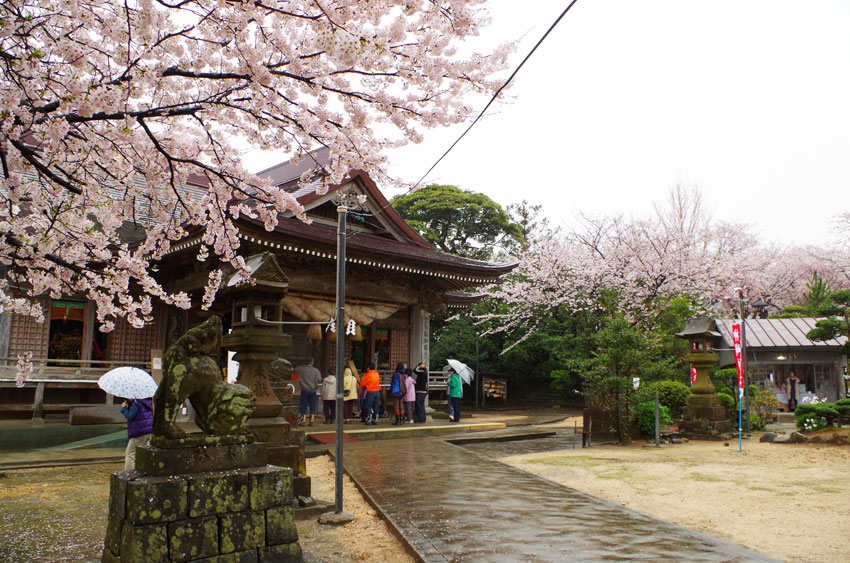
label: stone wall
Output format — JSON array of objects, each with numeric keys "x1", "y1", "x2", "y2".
[{"x1": 102, "y1": 464, "x2": 302, "y2": 562}]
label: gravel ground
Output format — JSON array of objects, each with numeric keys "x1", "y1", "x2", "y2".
[{"x1": 0, "y1": 456, "x2": 412, "y2": 563}]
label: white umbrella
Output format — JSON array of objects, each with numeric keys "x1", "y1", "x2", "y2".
[
  {"x1": 445, "y1": 359, "x2": 474, "y2": 385},
  {"x1": 98, "y1": 367, "x2": 158, "y2": 399}
]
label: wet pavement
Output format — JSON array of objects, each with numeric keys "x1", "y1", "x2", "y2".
[{"x1": 343, "y1": 434, "x2": 777, "y2": 562}]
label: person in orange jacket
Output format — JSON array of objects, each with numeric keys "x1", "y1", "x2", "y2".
[{"x1": 360, "y1": 362, "x2": 381, "y2": 425}]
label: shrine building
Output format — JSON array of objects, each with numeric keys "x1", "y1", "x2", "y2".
[{"x1": 0, "y1": 148, "x2": 517, "y2": 420}]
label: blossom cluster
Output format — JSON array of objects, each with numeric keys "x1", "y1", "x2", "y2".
[
  {"x1": 0, "y1": 0, "x2": 512, "y2": 379},
  {"x1": 801, "y1": 396, "x2": 829, "y2": 404},
  {"x1": 483, "y1": 185, "x2": 850, "y2": 348}
]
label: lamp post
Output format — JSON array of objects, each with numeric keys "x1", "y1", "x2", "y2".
[
  {"x1": 319, "y1": 187, "x2": 363, "y2": 525},
  {"x1": 335, "y1": 188, "x2": 364, "y2": 519}
]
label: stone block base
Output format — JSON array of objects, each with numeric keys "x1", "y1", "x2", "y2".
[
  {"x1": 246, "y1": 418, "x2": 291, "y2": 444},
  {"x1": 680, "y1": 392, "x2": 734, "y2": 439},
  {"x1": 137, "y1": 443, "x2": 269, "y2": 477},
  {"x1": 103, "y1": 461, "x2": 302, "y2": 562}
]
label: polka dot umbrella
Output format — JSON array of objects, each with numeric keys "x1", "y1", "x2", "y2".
[{"x1": 98, "y1": 367, "x2": 158, "y2": 399}]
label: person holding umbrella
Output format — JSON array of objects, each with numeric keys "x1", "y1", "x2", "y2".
[
  {"x1": 97, "y1": 366, "x2": 158, "y2": 471},
  {"x1": 121, "y1": 396, "x2": 153, "y2": 470},
  {"x1": 446, "y1": 366, "x2": 462, "y2": 423}
]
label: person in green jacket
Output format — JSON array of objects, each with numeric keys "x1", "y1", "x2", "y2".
[{"x1": 447, "y1": 367, "x2": 462, "y2": 423}]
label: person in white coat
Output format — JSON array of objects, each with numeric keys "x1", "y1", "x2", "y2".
[{"x1": 321, "y1": 370, "x2": 337, "y2": 424}]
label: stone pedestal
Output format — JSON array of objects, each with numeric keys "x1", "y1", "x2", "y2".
[
  {"x1": 680, "y1": 350, "x2": 733, "y2": 440},
  {"x1": 222, "y1": 331, "x2": 310, "y2": 498},
  {"x1": 222, "y1": 329, "x2": 292, "y2": 419},
  {"x1": 680, "y1": 393, "x2": 734, "y2": 438},
  {"x1": 103, "y1": 444, "x2": 303, "y2": 562}
]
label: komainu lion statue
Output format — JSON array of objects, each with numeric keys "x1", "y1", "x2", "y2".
[{"x1": 153, "y1": 316, "x2": 254, "y2": 443}]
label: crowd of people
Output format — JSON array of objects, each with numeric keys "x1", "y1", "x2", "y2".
[{"x1": 296, "y1": 358, "x2": 450, "y2": 426}]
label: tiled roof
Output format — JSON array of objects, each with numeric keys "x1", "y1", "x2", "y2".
[
  {"x1": 715, "y1": 318, "x2": 847, "y2": 349},
  {"x1": 255, "y1": 147, "x2": 331, "y2": 188},
  {"x1": 241, "y1": 214, "x2": 516, "y2": 275}
]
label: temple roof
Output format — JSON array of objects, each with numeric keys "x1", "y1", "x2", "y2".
[
  {"x1": 161, "y1": 150, "x2": 517, "y2": 294},
  {"x1": 714, "y1": 317, "x2": 846, "y2": 349},
  {"x1": 245, "y1": 149, "x2": 517, "y2": 280}
]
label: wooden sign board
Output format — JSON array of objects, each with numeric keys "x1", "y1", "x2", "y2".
[{"x1": 483, "y1": 377, "x2": 507, "y2": 402}]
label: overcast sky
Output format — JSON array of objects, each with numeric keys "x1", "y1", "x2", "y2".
[
  {"x1": 380, "y1": 0, "x2": 850, "y2": 247},
  {"x1": 240, "y1": 1, "x2": 850, "y2": 247}
]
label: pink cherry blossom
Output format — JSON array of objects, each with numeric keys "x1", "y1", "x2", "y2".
[
  {"x1": 484, "y1": 185, "x2": 848, "y2": 349},
  {"x1": 0, "y1": 0, "x2": 513, "y2": 381}
]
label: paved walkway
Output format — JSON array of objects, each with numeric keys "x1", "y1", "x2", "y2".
[{"x1": 343, "y1": 435, "x2": 776, "y2": 562}]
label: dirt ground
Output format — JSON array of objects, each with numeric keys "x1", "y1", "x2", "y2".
[
  {"x1": 0, "y1": 457, "x2": 411, "y2": 563},
  {"x1": 299, "y1": 455, "x2": 413, "y2": 562},
  {"x1": 500, "y1": 427, "x2": 850, "y2": 563},
  {"x1": 2, "y1": 410, "x2": 845, "y2": 563}
]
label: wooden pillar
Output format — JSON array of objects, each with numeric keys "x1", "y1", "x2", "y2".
[
  {"x1": 32, "y1": 381, "x2": 45, "y2": 424},
  {"x1": 409, "y1": 306, "x2": 430, "y2": 367},
  {"x1": 0, "y1": 312, "x2": 11, "y2": 360},
  {"x1": 82, "y1": 302, "x2": 95, "y2": 362},
  {"x1": 410, "y1": 306, "x2": 433, "y2": 414}
]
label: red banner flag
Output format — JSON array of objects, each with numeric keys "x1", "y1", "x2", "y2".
[
  {"x1": 690, "y1": 363, "x2": 697, "y2": 385},
  {"x1": 732, "y1": 323, "x2": 744, "y2": 397}
]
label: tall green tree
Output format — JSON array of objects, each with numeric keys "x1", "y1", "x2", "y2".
[
  {"x1": 567, "y1": 315, "x2": 677, "y2": 444},
  {"x1": 778, "y1": 271, "x2": 841, "y2": 317},
  {"x1": 391, "y1": 184, "x2": 523, "y2": 260},
  {"x1": 807, "y1": 289, "x2": 850, "y2": 354}
]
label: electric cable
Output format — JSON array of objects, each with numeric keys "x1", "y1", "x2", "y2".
[
  {"x1": 354, "y1": 0, "x2": 581, "y2": 219},
  {"x1": 410, "y1": 0, "x2": 581, "y2": 191}
]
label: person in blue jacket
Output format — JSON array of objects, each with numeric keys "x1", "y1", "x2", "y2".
[{"x1": 121, "y1": 397, "x2": 153, "y2": 470}]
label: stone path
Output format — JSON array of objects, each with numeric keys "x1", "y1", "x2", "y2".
[{"x1": 343, "y1": 435, "x2": 777, "y2": 562}]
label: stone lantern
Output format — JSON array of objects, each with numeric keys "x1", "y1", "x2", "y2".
[
  {"x1": 221, "y1": 252, "x2": 291, "y2": 420},
  {"x1": 220, "y1": 252, "x2": 311, "y2": 497},
  {"x1": 675, "y1": 318, "x2": 733, "y2": 438}
]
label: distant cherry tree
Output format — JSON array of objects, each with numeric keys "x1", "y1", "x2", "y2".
[{"x1": 483, "y1": 185, "x2": 846, "y2": 348}]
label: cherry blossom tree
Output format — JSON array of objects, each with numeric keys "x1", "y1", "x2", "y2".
[
  {"x1": 484, "y1": 185, "x2": 847, "y2": 349},
  {"x1": 0, "y1": 0, "x2": 511, "y2": 336}
]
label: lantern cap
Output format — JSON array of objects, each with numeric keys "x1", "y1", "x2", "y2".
[{"x1": 675, "y1": 318, "x2": 721, "y2": 339}]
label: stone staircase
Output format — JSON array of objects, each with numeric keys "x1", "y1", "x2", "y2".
[{"x1": 766, "y1": 411, "x2": 797, "y2": 433}]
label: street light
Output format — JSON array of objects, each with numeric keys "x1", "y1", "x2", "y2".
[{"x1": 321, "y1": 186, "x2": 364, "y2": 524}]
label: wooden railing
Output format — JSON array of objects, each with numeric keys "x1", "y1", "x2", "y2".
[
  {"x1": 0, "y1": 357, "x2": 150, "y2": 383},
  {"x1": 374, "y1": 370, "x2": 448, "y2": 391},
  {"x1": 0, "y1": 357, "x2": 153, "y2": 422}
]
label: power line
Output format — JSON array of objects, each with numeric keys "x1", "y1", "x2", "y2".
[
  {"x1": 410, "y1": 0, "x2": 582, "y2": 191},
  {"x1": 355, "y1": 0, "x2": 581, "y2": 221}
]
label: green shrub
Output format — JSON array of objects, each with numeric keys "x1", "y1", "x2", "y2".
[
  {"x1": 717, "y1": 392, "x2": 736, "y2": 420},
  {"x1": 750, "y1": 389, "x2": 779, "y2": 424},
  {"x1": 749, "y1": 413, "x2": 765, "y2": 431},
  {"x1": 633, "y1": 380, "x2": 691, "y2": 419},
  {"x1": 794, "y1": 403, "x2": 839, "y2": 429},
  {"x1": 714, "y1": 382, "x2": 732, "y2": 396},
  {"x1": 833, "y1": 398, "x2": 850, "y2": 415},
  {"x1": 633, "y1": 401, "x2": 673, "y2": 437},
  {"x1": 748, "y1": 384, "x2": 759, "y2": 398},
  {"x1": 797, "y1": 413, "x2": 827, "y2": 432}
]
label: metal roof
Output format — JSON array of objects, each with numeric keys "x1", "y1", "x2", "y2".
[{"x1": 715, "y1": 318, "x2": 847, "y2": 349}]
